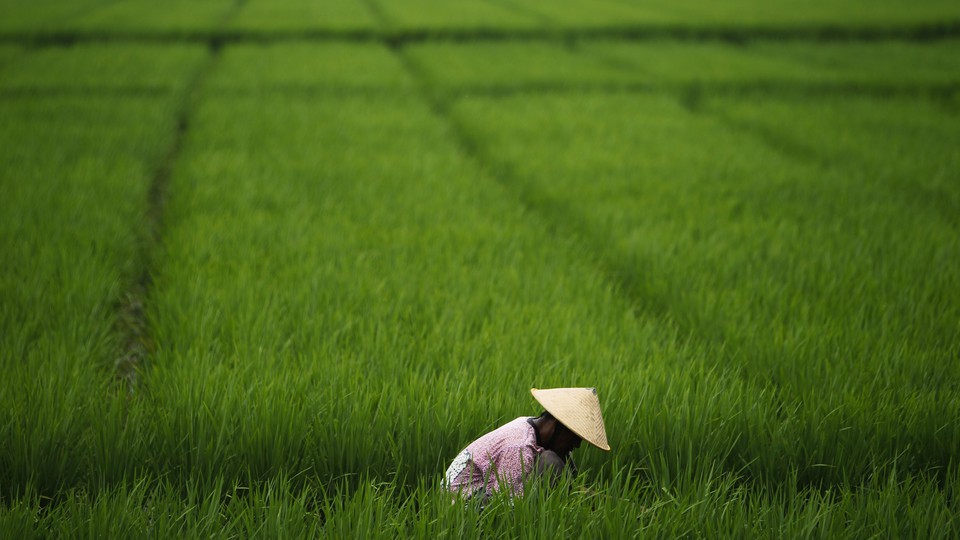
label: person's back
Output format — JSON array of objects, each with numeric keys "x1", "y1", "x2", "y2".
[
  {"x1": 444, "y1": 416, "x2": 541, "y2": 500},
  {"x1": 442, "y1": 387, "x2": 610, "y2": 504}
]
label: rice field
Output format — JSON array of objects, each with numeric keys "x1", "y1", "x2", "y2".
[{"x1": 1, "y1": 0, "x2": 958, "y2": 537}]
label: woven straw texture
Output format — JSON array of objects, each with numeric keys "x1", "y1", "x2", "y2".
[{"x1": 531, "y1": 387, "x2": 610, "y2": 451}]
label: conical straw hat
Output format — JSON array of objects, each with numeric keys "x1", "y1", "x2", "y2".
[{"x1": 531, "y1": 387, "x2": 610, "y2": 451}]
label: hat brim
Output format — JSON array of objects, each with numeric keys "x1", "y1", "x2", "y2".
[{"x1": 531, "y1": 387, "x2": 611, "y2": 451}]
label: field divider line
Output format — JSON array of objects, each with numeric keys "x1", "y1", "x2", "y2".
[
  {"x1": 2, "y1": 20, "x2": 960, "y2": 47},
  {"x1": 1, "y1": 80, "x2": 953, "y2": 103},
  {"x1": 113, "y1": 45, "x2": 221, "y2": 394},
  {"x1": 0, "y1": 86, "x2": 172, "y2": 99},
  {"x1": 208, "y1": 0, "x2": 250, "y2": 50},
  {"x1": 441, "y1": 81, "x2": 960, "y2": 102}
]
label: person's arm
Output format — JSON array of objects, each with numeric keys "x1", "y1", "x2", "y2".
[{"x1": 533, "y1": 450, "x2": 566, "y2": 488}]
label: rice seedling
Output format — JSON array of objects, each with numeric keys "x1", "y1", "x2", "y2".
[
  {"x1": 0, "y1": 0, "x2": 112, "y2": 34},
  {"x1": 402, "y1": 41, "x2": 644, "y2": 94},
  {"x1": 482, "y1": 0, "x2": 686, "y2": 30},
  {"x1": 63, "y1": 0, "x2": 236, "y2": 35},
  {"x1": 371, "y1": 0, "x2": 538, "y2": 32},
  {"x1": 0, "y1": 45, "x2": 23, "y2": 68},
  {"x1": 746, "y1": 39, "x2": 960, "y2": 87},
  {"x1": 0, "y1": 44, "x2": 208, "y2": 93},
  {"x1": 228, "y1": 0, "x2": 377, "y2": 33},
  {"x1": 205, "y1": 42, "x2": 415, "y2": 93},
  {"x1": 617, "y1": 0, "x2": 960, "y2": 29}
]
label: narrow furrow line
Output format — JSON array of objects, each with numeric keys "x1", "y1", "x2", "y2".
[
  {"x1": 1, "y1": 19, "x2": 959, "y2": 47},
  {"x1": 445, "y1": 80, "x2": 960, "y2": 101},
  {"x1": 0, "y1": 86, "x2": 171, "y2": 99},
  {"x1": 113, "y1": 0, "x2": 242, "y2": 394},
  {"x1": 113, "y1": 46, "x2": 219, "y2": 394},
  {"x1": 0, "y1": 81, "x2": 954, "y2": 102}
]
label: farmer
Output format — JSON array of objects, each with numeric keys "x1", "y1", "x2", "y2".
[{"x1": 443, "y1": 387, "x2": 610, "y2": 502}]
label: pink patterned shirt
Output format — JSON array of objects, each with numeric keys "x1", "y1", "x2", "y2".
[{"x1": 444, "y1": 417, "x2": 543, "y2": 499}]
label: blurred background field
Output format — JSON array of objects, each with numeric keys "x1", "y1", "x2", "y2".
[
  {"x1": 1, "y1": 0, "x2": 958, "y2": 537},
  {"x1": 2, "y1": 0, "x2": 960, "y2": 34}
]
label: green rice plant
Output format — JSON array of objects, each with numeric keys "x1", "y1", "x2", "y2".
[
  {"x1": 371, "y1": 0, "x2": 538, "y2": 32},
  {"x1": 702, "y1": 95, "x2": 959, "y2": 378},
  {"x1": 0, "y1": 45, "x2": 23, "y2": 69},
  {"x1": 63, "y1": 0, "x2": 236, "y2": 35},
  {"x1": 0, "y1": 476, "x2": 325, "y2": 538},
  {"x1": 0, "y1": 44, "x2": 208, "y2": 93},
  {"x1": 0, "y1": 96, "x2": 174, "y2": 496},
  {"x1": 403, "y1": 40, "x2": 832, "y2": 95},
  {"x1": 381, "y1": 0, "x2": 960, "y2": 34},
  {"x1": 206, "y1": 43, "x2": 415, "y2": 93},
  {"x1": 0, "y1": 0, "x2": 113, "y2": 34},
  {"x1": 625, "y1": 0, "x2": 960, "y2": 29},
  {"x1": 748, "y1": 39, "x2": 960, "y2": 87},
  {"x1": 496, "y1": 0, "x2": 684, "y2": 29},
  {"x1": 374, "y1": 0, "x2": 959, "y2": 33},
  {"x1": 3, "y1": 0, "x2": 958, "y2": 37},
  {"x1": 406, "y1": 39, "x2": 960, "y2": 98},
  {"x1": 580, "y1": 40, "x2": 851, "y2": 87},
  {"x1": 402, "y1": 41, "x2": 644, "y2": 94},
  {"x1": 705, "y1": 95, "x2": 959, "y2": 236},
  {"x1": 0, "y1": 44, "x2": 207, "y2": 499},
  {"x1": 2, "y1": 466, "x2": 956, "y2": 537},
  {"x1": 228, "y1": 0, "x2": 378, "y2": 33}
]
